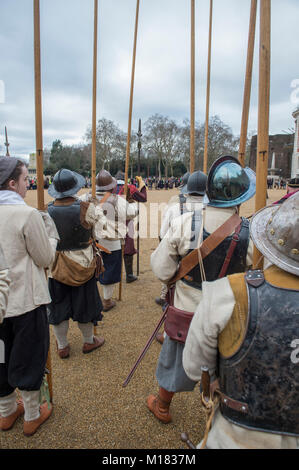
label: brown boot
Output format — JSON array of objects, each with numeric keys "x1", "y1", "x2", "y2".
[
  {"x1": 23, "y1": 402, "x2": 53, "y2": 437},
  {"x1": 82, "y1": 336, "x2": 105, "y2": 354},
  {"x1": 102, "y1": 299, "x2": 116, "y2": 312},
  {"x1": 0, "y1": 400, "x2": 24, "y2": 431},
  {"x1": 146, "y1": 387, "x2": 174, "y2": 424}
]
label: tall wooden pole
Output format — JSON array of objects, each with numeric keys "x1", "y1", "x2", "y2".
[
  {"x1": 33, "y1": 0, "x2": 52, "y2": 401},
  {"x1": 91, "y1": 0, "x2": 98, "y2": 198},
  {"x1": 190, "y1": 0, "x2": 195, "y2": 173},
  {"x1": 119, "y1": 0, "x2": 140, "y2": 301},
  {"x1": 33, "y1": 0, "x2": 45, "y2": 212},
  {"x1": 253, "y1": 0, "x2": 271, "y2": 268},
  {"x1": 238, "y1": 0, "x2": 257, "y2": 167},
  {"x1": 203, "y1": 0, "x2": 213, "y2": 174}
]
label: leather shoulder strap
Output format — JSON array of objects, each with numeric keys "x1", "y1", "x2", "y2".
[{"x1": 168, "y1": 213, "x2": 242, "y2": 286}]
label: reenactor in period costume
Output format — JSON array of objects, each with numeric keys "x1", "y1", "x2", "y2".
[
  {"x1": 81, "y1": 170, "x2": 138, "y2": 311},
  {"x1": 155, "y1": 171, "x2": 207, "y2": 344},
  {"x1": 147, "y1": 156, "x2": 256, "y2": 424},
  {"x1": 47, "y1": 169, "x2": 105, "y2": 359},
  {"x1": 0, "y1": 157, "x2": 59, "y2": 436},
  {"x1": 112, "y1": 171, "x2": 147, "y2": 283},
  {"x1": 183, "y1": 191, "x2": 299, "y2": 449},
  {"x1": 164, "y1": 171, "x2": 190, "y2": 212}
]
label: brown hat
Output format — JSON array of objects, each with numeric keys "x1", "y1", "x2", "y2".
[{"x1": 96, "y1": 169, "x2": 117, "y2": 191}]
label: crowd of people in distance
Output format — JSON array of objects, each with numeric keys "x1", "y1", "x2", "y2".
[{"x1": 0, "y1": 154, "x2": 298, "y2": 449}]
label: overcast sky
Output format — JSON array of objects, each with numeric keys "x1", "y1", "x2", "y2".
[{"x1": 0, "y1": 0, "x2": 298, "y2": 160}]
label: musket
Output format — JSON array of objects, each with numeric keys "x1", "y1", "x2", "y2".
[
  {"x1": 181, "y1": 432, "x2": 196, "y2": 450},
  {"x1": 122, "y1": 307, "x2": 167, "y2": 387},
  {"x1": 136, "y1": 118, "x2": 142, "y2": 276},
  {"x1": 4, "y1": 126, "x2": 10, "y2": 157}
]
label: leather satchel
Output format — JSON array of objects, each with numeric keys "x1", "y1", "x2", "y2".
[
  {"x1": 164, "y1": 287, "x2": 193, "y2": 344},
  {"x1": 164, "y1": 213, "x2": 242, "y2": 344}
]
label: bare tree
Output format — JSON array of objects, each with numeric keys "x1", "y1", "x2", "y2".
[
  {"x1": 85, "y1": 118, "x2": 126, "y2": 171},
  {"x1": 144, "y1": 114, "x2": 181, "y2": 179}
]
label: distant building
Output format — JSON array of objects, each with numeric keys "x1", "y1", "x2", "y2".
[
  {"x1": 249, "y1": 133, "x2": 294, "y2": 180},
  {"x1": 28, "y1": 153, "x2": 37, "y2": 177},
  {"x1": 291, "y1": 108, "x2": 299, "y2": 177},
  {"x1": 28, "y1": 150, "x2": 51, "y2": 177}
]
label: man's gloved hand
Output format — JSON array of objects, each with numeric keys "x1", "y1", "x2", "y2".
[{"x1": 135, "y1": 176, "x2": 145, "y2": 191}]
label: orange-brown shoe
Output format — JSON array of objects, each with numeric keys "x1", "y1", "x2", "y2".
[
  {"x1": 82, "y1": 336, "x2": 105, "y2": 354},
  {"x1": 55, "y1": 341, "x2": 70, "y2": 359},
  {"x1": 0, "y1": 401, "x2": 24, "y2": 431},
  {"x1": 23, "y1": 402, "x2": 53, "y2": 437},
  {"x1": 146, "y1": 390, "x2": 173, "y2": 424}
]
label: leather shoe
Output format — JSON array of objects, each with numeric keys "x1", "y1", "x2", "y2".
[
  {"x1": 0, "y1": 400, "x2": 24, "y2": 431},
  {"x1": 23, "y1": 402, "x2": 53, "y2": 437},
  {"x1": 102, "y1": 299, "x2": 116, "y2": 312},
  {"x1": 56, "y1": 341, "x2": 70, "y2": 359},
  {"x1": 82, "y1": 336, "x2": 105, "y2": 354},
  {"x1": 126, "y1": 274, "x2": 138, "y2": 283}
]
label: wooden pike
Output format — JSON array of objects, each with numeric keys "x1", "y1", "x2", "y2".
[
  {"x1": 91, "y1": 0, "x2": 99, "y2": 335},
  {"x1": 253, "y1": 0, "x2": 271, "y2": 269},
  {"x1": 136, "y1": 118, "x2": 142, "y2": 276},
  {"x1": 238, "y1": 0, "x2": 257, "y2": 168},
  {"x1": 119, "y1": 0, "x2": 141, "y2": 301},
  {"x1": 203, "y1": 0, "x2": 213, "y2": 175},
  {"x1": 190, "y1": 0, "x2": 195, "y2": 173},
  {"x1": 33, "y1": 0, "x2": 52, "y2": 401},
  {"x1": 91, "y1": 0, "x2": 98, "y2": 199}
]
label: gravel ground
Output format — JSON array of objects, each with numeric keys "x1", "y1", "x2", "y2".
[{"x1": 0, "y1": 187, "x2": 284, "y2": 449}]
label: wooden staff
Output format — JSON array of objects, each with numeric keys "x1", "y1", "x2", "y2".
[
  {"x1": 33, "y1": 0, "x2": 53, "y2": 401},
  {"x1": 119, "y1": 0, "x2": 141, "y2": 301},
  {"x1": 253, "y1": 0, "x2": 271, "y2": 269},
  {"x1": 190, "y1": 0, "x2": 195, "y2": 173},
  {"x1": 91, "y1": 0, "x2": 98, "y2": 198},
  {"x1": 238, "y1": 0, "x2": 257, "y2": 168},
  {"x1": 91, "y1": 0, "x2": 99, "y2": 334},
  {"x1": 203, "y1": 0, "x2": 213, "y2": 175}
]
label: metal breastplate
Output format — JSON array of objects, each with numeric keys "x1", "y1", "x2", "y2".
[
  {"x1": 48, "y1": 201, "x2": 92, "y2": 251},
  {"x1": 218, "y1": 270, "x2": 299, "y2": 436},
  {"x1": 182, "y1": 217, "x2": 249, "y2": 290}
]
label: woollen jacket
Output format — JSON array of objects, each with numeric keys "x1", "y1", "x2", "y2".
[{"x1": 0, "y1": 197, "x2": 57, "y2": 318}]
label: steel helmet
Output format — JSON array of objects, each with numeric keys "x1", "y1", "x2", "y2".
[
  {"x1": 186, "y1": 170, "x2": 207, "y2": 196},
  {"x1": 96, "y1": 169, "x2": 117, "y2": 191},
  {"x1": 250, "y1": 191, "x2": 299, "y2": 276},
  {"x1": 180, "y1": 171, "x2": 190, "y2": 194},
  {"x1": 48, "y1": 169, "x2": 86, "y2": 199},
  {"x1": 206, "y1": 155, "x2": 256, "y2": 208}
]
